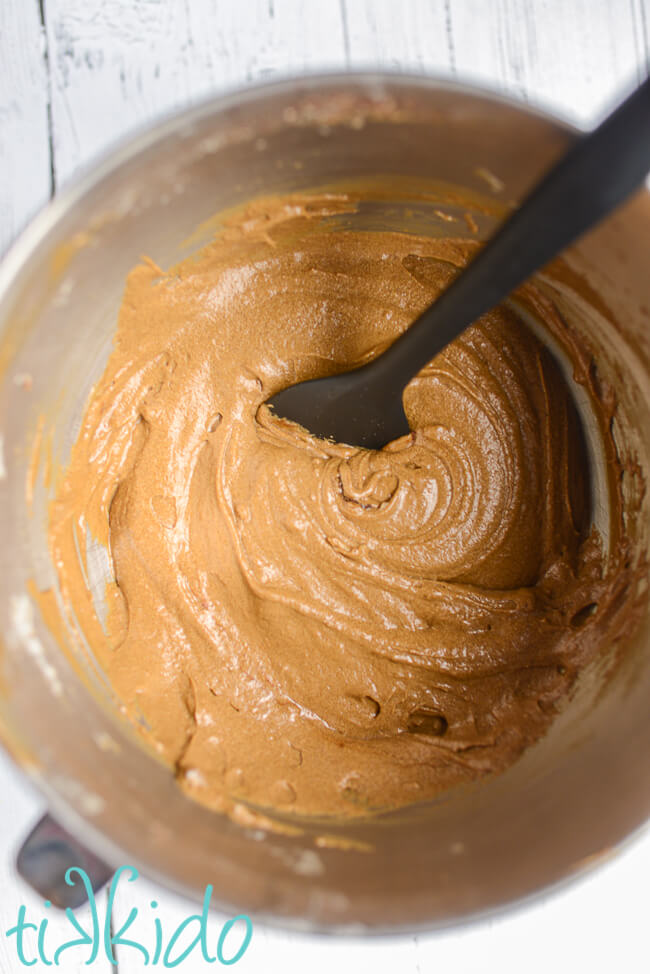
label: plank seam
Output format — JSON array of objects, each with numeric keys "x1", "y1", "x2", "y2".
[
  {"x1": 37, "y1": 0, "x2": 56, "y2": 197},
  {"x1": 339, "y1": 0, "x2": 351, "y2": 65},
  {"x1": 444, "y1": 0, "x2": 457, "y2": 74},
  {"x1": 110, "y1": 897, "x2": 120, "y2": 973},
  {"x1": 639, "y1": 0, "x2": 650, "y2": 74}
]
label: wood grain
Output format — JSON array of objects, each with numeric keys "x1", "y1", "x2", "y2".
[
  {"x1": 341, "y1": 0, "x2": 454, "y2": 72},
  {"x1": 37, "y1": 0, "x2": 650, "y2": 198},
  {"x1": 446, "y1": 0, "x2": 649, "y2": 123},
  {"x1": 0, "y1": 0, "x2": 51, "y2": 256},
  {"x1": 43, "y1": 0, "x2": 348, "y2": 186}
]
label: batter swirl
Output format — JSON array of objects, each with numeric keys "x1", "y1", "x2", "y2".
[{"x1": 49, "y1": 192, "x2": 621, "y2": 818}]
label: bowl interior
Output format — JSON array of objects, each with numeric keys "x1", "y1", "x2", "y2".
[{"x1": 0, "y1": 74, "x2": 649, "y2": 931}]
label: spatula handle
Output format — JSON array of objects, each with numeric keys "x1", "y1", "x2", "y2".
[{"x1": 375, "y1": 76, "x2": 650, "y2": 391}]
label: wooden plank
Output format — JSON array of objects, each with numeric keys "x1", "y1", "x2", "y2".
[
  {"x1": 43, "y1": 0, "x2": 348, "y2": 187},
  {"x1": 341, "y1": 0, "x2": 454, "y2": 71},
  {"x1": 0, "y1": 0, "x2": 51, "y2": 256},
  {"x1": 631, "y1": 0, "x2": 650, "y2": 79},
  {"x1": 446, "y1": 0, "x2": 648, "y2": 125}
]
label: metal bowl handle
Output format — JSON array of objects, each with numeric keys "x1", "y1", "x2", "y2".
[{"x1": 16, "y1": 814, "x2": 113, "y2": 909}]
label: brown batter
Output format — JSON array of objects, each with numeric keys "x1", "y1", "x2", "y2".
[{"x1": 48, "y1": 191, "x2": 625, "y2": 820}]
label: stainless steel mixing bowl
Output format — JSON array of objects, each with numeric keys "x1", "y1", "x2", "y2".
[{"x1": 0, "y1": 72, "x2": 649, "y2": 932}]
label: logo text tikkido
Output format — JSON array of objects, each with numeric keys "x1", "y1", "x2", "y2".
[{"x1": 6, "y1": 865, "x2": 252, "y2": 967}]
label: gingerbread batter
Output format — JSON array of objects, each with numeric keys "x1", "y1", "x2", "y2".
[{"x1": 48, "y1": 191, "x2": 625, "y2": 819}]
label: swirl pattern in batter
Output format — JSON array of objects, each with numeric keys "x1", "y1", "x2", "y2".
[{"x1": 49, "y1": 192, "x2": 621, "y2": 819}]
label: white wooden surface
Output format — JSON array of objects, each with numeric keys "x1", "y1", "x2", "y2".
[{"x1": 1, "y1": 1, "x2": 650, "y2": 971}]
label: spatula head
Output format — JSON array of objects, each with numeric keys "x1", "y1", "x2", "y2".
[{"x1": 267, "y1": 367, "x2": 410, "y2": 450}]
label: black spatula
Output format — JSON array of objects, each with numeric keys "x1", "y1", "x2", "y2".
[{"x1": 267, "y1": 77, "x2": 650, "y2": 449}]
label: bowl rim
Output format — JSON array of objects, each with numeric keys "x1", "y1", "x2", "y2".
[{"x1": 0, "y1": 67, "x2": 584, "y2": 312}]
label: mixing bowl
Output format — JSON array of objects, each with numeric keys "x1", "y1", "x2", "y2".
[{"x1": 0, "y1": 72, "x2": 649, "y2": 932}]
